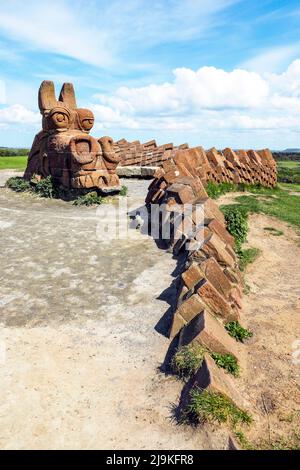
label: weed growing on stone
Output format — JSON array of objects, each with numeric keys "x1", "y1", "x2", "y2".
[
  {"x1": 225, "y1": 321, "x2": 253, "y2": 343},
  {"x1": 211, "y1": 352, "x2": 240, "y2": 377},
  {"x1": 184, "y1": 388, "x2": 252, "y2": 426},
  {"x1": 172, "y1": 345, "x2": 240, "y2": 379},
  {"x1": 171, "y1": 344, "x2": 206, "y2": 379}
]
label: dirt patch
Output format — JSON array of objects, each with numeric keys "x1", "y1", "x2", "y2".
[
  {"x1": 217, "y1": 191, "x2": 252, "y2": 205},
  {"x1": 217, "y1": 196, "x2": 300, "y2": 448},
  {"x1": 240, "y1": 214, "x2": 300, "y2": 448}
]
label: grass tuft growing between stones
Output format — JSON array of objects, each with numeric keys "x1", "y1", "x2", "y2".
[
  {"x1": 73, "y1": 191, "x2": 103, "y2": 206},
  {"x1": 225, "y1": 321, "x2": 253, "y2": 343},
  {"x1": 183, "y1": 388, "x2": 252, "y2": 426},
  {"x1": 211, "y1": 352, "x2": 240, "y2": 377},
  {"x1": 172, "y1": 345, "x2": 240, "y2": 378},
  {"x1": 171, "y1": 344, "x2": 206, "y2": 379}
]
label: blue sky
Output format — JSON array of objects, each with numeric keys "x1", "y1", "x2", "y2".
[{"x1": 1, "y1": 0, "x2": 300, "y2": 149}]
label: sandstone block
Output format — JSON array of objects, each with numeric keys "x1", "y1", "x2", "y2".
[
  {"x1": 167, "y1": 183, "x2": 195, "y2": 204},
  {"x1": 206, "y1": 218, "x2": 235, "y2": 247},
  {"x1": 181, "y1": 262, "x2": 203, "y2": 289},
  {"x1": 202, "y1": 233, "x2": 236, "y2": 268},
  {"x1": 200, "y1": 198, "x2": 226, "y2": 225},
  {"x1": 197, "y1": 278, "x2": 239, "y2": 321},
  {"x1": 169, "y1": 294, "x2": 206, "y2": 338},
  {"x1": 179, "y1": 310, "x2": 240, "y2": 359},
  {"x1": 199, "y1": 257, "x2": 233, "y2": 299},
  {"x1": 190, "y1": 354, "x2": 246, "y2": 410}
]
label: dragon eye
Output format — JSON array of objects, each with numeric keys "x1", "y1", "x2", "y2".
[{"x1": 56, "y1": 113, "x2": 65, "y2": 122}]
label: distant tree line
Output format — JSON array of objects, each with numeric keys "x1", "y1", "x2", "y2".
[
  {"x1": 273, "y1": 152, "x2": 300, "y2": 162},
  {"x1": 0, "y1": 148, "x2": 29, "y2": 157}
]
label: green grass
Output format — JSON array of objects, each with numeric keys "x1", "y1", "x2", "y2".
[
  {"x1": 234, "y1": 431, "x2": 255, "y2": 450},
  {"x1": 171, "y1": 344, "x2": 206, "y2": 379},
  {"x1": 0, "y1": 156, "x2": 28, "y2": 170},
  {"x1": 211, "y1": 352, "x2": 240, "y2": 377},
  {"x1": 277, "y1": 160, "x2": 300, "y2": 169},
  {"x1": 33, "y1": 176, "x2": 58, "y2": 198},
  {"x1": 243, "y1": 283, "x2": 251, "y2": 295},
  {"x1": 280, "y1": 182, "x2": 300, "y2": 192},
  {"x1": 221, "y1": 205, "x2": 248, "y2": 249},
  {"x1": 6, "y1": 175, "x2": 59, "y2": 198},
  {"x1": 205, "y1": 181, "x2": 238, "y2": 199},
  {"x1": 225, "y1": 321, "x2": 253, "y2": 343},
  {"x1": 210, "y1": 178, "x2": 300, "y2": 233},
  {"x1": 172, "y1": 345, "x2": 240, "y2": 378},
  {"x1": 236, "y1": 192, "x2": 300, "y2": 230},
  {"x1": 220, "y1": 184, "x2": 300, "y2": 231},
  {"x1": 73, "y1": 191, "x2": 103, "y2": 206},
  {"x1": 237, "y1": 247, "x2": 261, "y2": 271},
  {"x1": 264, "y1": 226, "x2": 284, "y2": 236},
  {"x1": 6, "y1": 176, "x2": 31, "y2": 192},
  {"x1": 119, "y1": 185, "x2": 128, "y2": 196},
  {"x1": 276, "y1": 160, "x2": 300, "y2": 184},
  {"x1": 184, "y1": 388, "x2": 252, "y2": 426}
]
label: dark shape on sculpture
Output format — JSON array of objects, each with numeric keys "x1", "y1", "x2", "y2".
[{"x1": 24, "y1": 81, "x2": 121, "y2": 192}]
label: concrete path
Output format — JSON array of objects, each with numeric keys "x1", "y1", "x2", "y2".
[{"x1": 0, "y1": 174, "x2": 224, "y2": 450}]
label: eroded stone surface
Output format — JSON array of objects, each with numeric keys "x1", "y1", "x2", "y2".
[{"x1": 24, "y1": 81, "x2": 121, "y2": 192}]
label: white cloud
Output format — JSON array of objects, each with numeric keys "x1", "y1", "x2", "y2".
[
  {"x1": 0, "y1": 105, "x2": 40, "y2": 127},
  {"x1": 89, "y1": 60, "x2": 300, "y2": 141},
  {"x1": 0, "y1": 0, "x2": 114, "y2": 67},
  {"x1": 2, "y1": 60, "x2": 300, "y2": 149},
  {"x1": 0, "y1": 0, "x2": 239, "y2": 68},
  {"x1": 240, "y1": 45, "x2": 300, "y2": 73},
  {"x1": 96, "y1": 67, "x2": 269, "y2": 116},
  {"x1": 91, "y1": 104, "x2": 139, "y2": 130}
]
